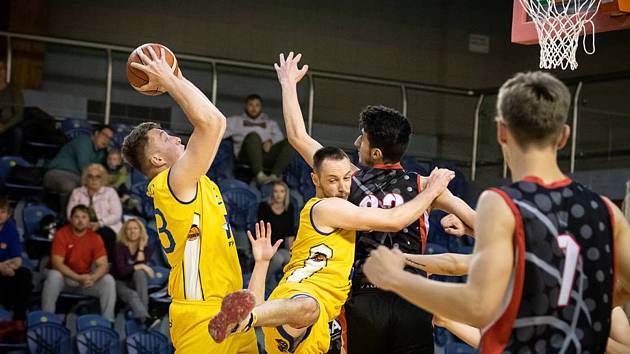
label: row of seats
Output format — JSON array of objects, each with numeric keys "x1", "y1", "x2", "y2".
[{"x1": 0, "y1": 310, "x2": 170, "y2": 354}]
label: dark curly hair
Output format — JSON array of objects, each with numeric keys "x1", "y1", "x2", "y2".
[{"x1": 359, "y1": 105, "x2": 411, "y2": 164}]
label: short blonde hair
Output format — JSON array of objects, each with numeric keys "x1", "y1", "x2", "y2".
[
  {"x1": 80, "y1": 163, "x2": 108, "y2": 188},
  {"x1": 117, "y1": 218, "x2": 149, "y2": 247}
]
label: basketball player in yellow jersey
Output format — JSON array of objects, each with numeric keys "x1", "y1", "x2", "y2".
[
  {"x1": 121, "y1": 47, "x2": 259, "y2": 353},
  {"x1": 208, "y1": 147, "x2": 456, "y2": 354}
]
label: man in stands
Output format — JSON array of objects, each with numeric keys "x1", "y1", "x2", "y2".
[
  {"x1": 42, "y1": 204, "x2": 116, "y2": 321},
  {"x1": 43, "y1": 125, "x2": 113, "y2": 208},
  {"x1": 225, "y1": 94, "x2": 293, "y2": 184},
  {"x1": 0, "y1": 195, "x2": 32, "y2": 322}
]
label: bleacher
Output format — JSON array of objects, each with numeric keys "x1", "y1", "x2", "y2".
[{"x1": 0, "y1": 115, "x2": 476, "y2": 354}]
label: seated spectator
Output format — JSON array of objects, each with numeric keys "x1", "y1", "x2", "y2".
[
  {"x1": 225, "y1": 94, "x2": 293, "y2": 184},
  {"x1": 0, "y1": 59, "x2": 24, "y2": 155},
  {"x1": 42, "y1": 204, "x2": 116, "y2": 321},
  {"x1": 112, "y1": 219, "x2": 160, "y2": 328},
  {"x1": 0, "y1": 196, "x2": 32, "y2": 322},
  {"x1": 257, "y1": 181, "x2": 295, "y2": 294},
  {"x1": 106, "y1": 148, "x2": 129, "y2": 192},
  {"x1": 43, "y1": 124, "x2": 113, "y2": 208},
  {"x1": 67, "y1": 163, "x2": 122, "y2": 259}
]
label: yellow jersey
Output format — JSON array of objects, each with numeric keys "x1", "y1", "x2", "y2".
[
  {"x1": 278, "y1": 197, "x2": 356, "y2": 319},
  {"x1": 263, "y1": 197, "x2": 356, "y2": 354},
  {"x1": 147, "y1": 168, "x2": 242, "y2": 302}
]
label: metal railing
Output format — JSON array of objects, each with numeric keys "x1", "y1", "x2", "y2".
[{"x1": 2, "y1": 31, "x2": 629, "y2": 182}]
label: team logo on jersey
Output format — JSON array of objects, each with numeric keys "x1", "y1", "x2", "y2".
[
  {"x1": 187, "y1": 213, "x2": 201, "y2": 241},
  {"x1": 275, "y1": 338, "x2": 289, "y2": 352}
]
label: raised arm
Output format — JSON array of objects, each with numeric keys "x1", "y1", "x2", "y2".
[
  {"x1": 246, "y1": 221, "x2": 283, "y2": 304},
  {"x1": 275, "y1": 52, "x2": 321, "y2": 168},
  {"x1": 314, "y1": 168, "x2": 454, "y2": 232},
  {"x1": 131, "y1": 47, "x2": 226, "y2": 200}
]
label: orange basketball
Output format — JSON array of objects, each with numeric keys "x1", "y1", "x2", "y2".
[{"x1": 126, "y1": 43, "x2": 180, "y2": 96}]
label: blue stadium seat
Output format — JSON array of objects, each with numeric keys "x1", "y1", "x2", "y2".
[
  {"x1": 130, "y1": 181, "x2": 154, "y2": 218},
  {"x1": 284, "y1": 155, "x2": 310, "y2": 189},
  {"x1": 27, "y1": 322, "x2": 71, "y2": 354},
  {"x1": 218, "y1": 179, "x2": 259, "y2": 230},
  {"x1": 147, "y1": 266, "x2": 170, "y2": 290},
  {"x1": 111, "y1": 123, "x2": 132, "y2": 148},
  {"x1": 0, "y1": 156, "x2": 44, "y2": 193},
  {"x1": 27, "y1": 311, "x2": 63, "y2": 326},
  {"x1": 446, "y1": 341, "x2": 478, "y2": 354},
  {"x1": 76, "y1": 314, "x2": 113, "y2": 332},
  {"x1": 125, "y1": 318, "x2": 142, "y2": 337},
  {"x1": 425, "y1": 242, "x2": 449, "y2": 255},
  {"x1": 126, "y1": 330, "x2": 169, "y2": 354},
  {"x1": 76, "y1": 326, "x2": 119, "y2": 354},
  {"x1": 0, "y1": 305, "x2": 11, "y2": 320},
  {"x1": 61, "y1": 118, "x2": 93, "y2": 140},
  {"x1": 207, "y1": 139, "x2": 235, "y2": 183},
  {"x1": 402, "y1": 156, "x2": 429, "y2": 176},
  {"x1": 22, "y1": 204, "x2": 57, "y2": 241}
]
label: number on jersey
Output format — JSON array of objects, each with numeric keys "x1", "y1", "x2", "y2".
[
  {"x1": 287, "y1": 244, "x2": 333, "y2": 283},
  {"x1": 557, "y1": 233, "x2": 581, "y2": 306}
]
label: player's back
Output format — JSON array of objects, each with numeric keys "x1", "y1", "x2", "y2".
[
  {"x1": 148, "y1": 169, "x2": 242, "y2": 301},
  {"x1": 278, "y1": 197, "x2": 356, "y2": 317},
  {"x1": 481, "y1": 176, "x2": 614, "y2": 354}
]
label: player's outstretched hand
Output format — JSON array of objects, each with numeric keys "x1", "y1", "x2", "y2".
[
  {"x1": 248, "y1": 220, "x2": 283, "y2": 263},
  {"x1": 441, "y1": 214, "x2": 469, "y2": 237},
  {"x1": 130, "y1": 46, "x2": 178, "y2": 92},
  {"x1": 425, "y1": 168, "x2": 455, "y2": 197},
  {"x1": 275, "y1": 51, "x2": 309, "y2": 87},
  {"x1": 363, "y1": 246, "x2": 406, "y2": 291}
]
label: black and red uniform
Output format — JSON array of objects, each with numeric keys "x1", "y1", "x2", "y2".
[
  {"x1": 481, "y1": 176, "x2": 615, "y2": 354},
  {"x1": 341, "y1": 163, "x2": 434, "y2": 354}
]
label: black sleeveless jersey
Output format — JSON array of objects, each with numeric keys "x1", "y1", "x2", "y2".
[
  {"x1": 348, "y1": 164, "x2": 429, "y2": 282},
  {"x1": 480, "y1": 177, "x2": 615, "y2": 354}
]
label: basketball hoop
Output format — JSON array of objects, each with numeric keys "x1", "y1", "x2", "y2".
[{"x1": 519, "y1": 0, "x2": 602, "y2": 70}]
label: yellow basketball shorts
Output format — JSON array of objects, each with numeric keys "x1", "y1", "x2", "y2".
[
  {"x1": 262, "y1": 282, "x2": 333, "y2": 354},
  {"x1": 169, "y1": 299, "x2": 258, "y2": 354}
]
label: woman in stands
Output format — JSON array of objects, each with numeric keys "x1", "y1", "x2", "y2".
[
  {"x1": 257, "y1": 180, "x2": 295, "y2": 296},
  {"x1": 66, "y1": 163, "x2": 122, "y2": 258},
  {"x1": 112, "y1": 218, "x2": 159, "y2": 329}
]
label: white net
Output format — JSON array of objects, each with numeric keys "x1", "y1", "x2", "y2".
[{"x1": 519, "y1": 0, "x2": 602, "y2": 70}]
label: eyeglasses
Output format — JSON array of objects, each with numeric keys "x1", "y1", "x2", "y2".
[{"x1": 87, "y1": 174, "x2": 102, "y2": 179}]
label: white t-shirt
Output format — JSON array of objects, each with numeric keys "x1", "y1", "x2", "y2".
[{"x1": 224, "y1": 112, "x2": 285, "y2": 156}]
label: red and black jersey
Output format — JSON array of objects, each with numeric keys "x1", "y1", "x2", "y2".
[
  {"x1": 480, "y1": 176, "x2": 615, "y2": 354},
  {"x1": 348, "y1": 163, "x2": 430, "y2": 282}
]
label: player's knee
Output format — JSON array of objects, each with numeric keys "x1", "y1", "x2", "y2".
[{"x1": 292, "y1": 297, "x2": 320, "y2": 327}]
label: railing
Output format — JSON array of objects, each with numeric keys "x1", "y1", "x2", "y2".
[{"x1": 2, "y1": 31, "x2": 630, "y2": 182}]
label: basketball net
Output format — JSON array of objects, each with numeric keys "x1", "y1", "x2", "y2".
[{"x1": 519, "y1": 0, "x2": 602, "y2": 70}]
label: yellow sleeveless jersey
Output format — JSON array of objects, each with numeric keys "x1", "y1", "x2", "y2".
[
  {"x1": 147, "y1": 168, "x2": 242, "y2": 302},
  {"x1": 277, "y1": 197, "x2": 356, "y2": 319}
]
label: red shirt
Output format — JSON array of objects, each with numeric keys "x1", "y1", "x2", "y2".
[{"x1": 51, "y1": 225, "x2": 107, "y2": 274}]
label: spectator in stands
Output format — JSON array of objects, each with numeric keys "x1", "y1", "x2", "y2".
[
  {"x1": 42, "y1": 204, "x2": 116, "y2": 321},
  {"x1": 112, "y1": 218, "x2": 160, "y2": 328},
  {"x1": 0, "y1": 196, "x2": 32, "y2": 322},
  {"x1": 0, "y1": 59, "x2": 24, "y2": 155},
  {"x1": 225, "y1": 94, "x2": 293, "y2": 184},
  {"x1": 106, "y1": 148, "x2": 129, "y2": 192},
  {"x1": 67, "y1": 163, "x2": 122, "y2": 259},
  {"x1": 43, "y1": 124, "x2": 113, "y2": 208},
  {"x1": 257, "y1": 181, "x2": 295, "y2": 293}
]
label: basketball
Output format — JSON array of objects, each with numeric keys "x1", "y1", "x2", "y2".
[{"x1": 126, "y1": 43, "x2": 180, "y2": 96}]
